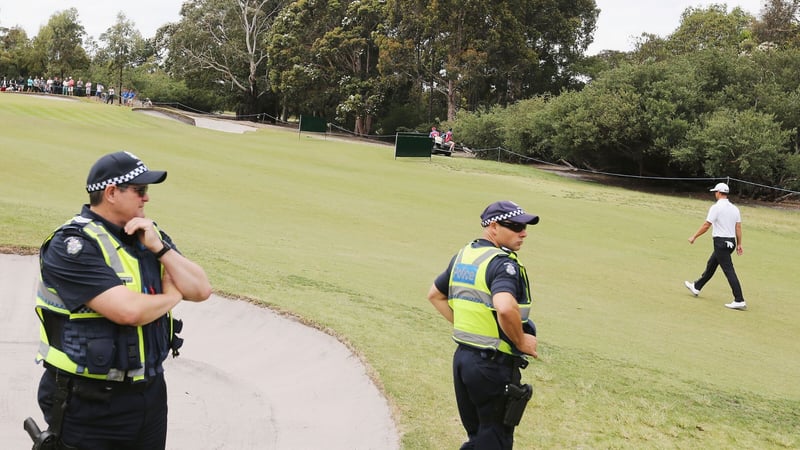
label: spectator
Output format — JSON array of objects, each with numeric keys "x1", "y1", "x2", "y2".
[{"x1": 444, "y1": 128, "x2": 456, "y2": 152}]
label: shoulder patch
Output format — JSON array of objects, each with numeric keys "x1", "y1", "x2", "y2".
[
  {"x1": 504, "y1": 262, "x2": 517, "y2": 276},
  {"x1": 64, "y1": 236, "x2": 84, "y2": 255}
]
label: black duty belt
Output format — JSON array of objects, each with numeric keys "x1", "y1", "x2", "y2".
[
  {"x1": 47, "y1": 365, "x2": 158, "y2": 396},
  {"x1": 459, "y1": 345, "x2": 529, "y2": 369}
]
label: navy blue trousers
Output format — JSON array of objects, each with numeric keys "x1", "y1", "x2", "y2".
[
  {"x1": 453, "y1": 345, "x2": 521, "y2": 450},
  {"x1": 694, "y1": 237, "x2": 744, "y2": 302},
  {"x1": 38, "y1": 369, "x2": 168, "y2": 450}
]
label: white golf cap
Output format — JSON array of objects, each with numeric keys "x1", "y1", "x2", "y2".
[{"x1": 710, "y1": 182, "x2": 729, "y2": 193}]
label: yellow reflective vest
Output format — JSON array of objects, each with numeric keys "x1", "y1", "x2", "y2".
[
  {"x1": 448, "y1": 243, "x2": 531, "y2": 356},
  {"x1": 35, "y1": 216, "x2": 177, "y2": 382}
]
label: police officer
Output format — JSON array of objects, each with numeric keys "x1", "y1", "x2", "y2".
[
  {"x1": 35, "y1": 151, "x2": 212, "y2": 449},
  {"x1": 428, "y1": 200, "x2": 540, "y2": 450}
]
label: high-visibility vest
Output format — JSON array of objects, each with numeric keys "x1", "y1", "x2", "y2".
[
  {"x1": 35, "y1": 216, "x2": 176, "y2": 382},
  {"x1": 448, "y1": 243, "x2": 531, "y2": 356}
]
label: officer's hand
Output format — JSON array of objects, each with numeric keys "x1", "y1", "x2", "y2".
[
  {"x1": 124, "y1": 217, "x2": 161, "y2": 252},
  {"x1": 520, "y1": 334, "x2": 538, "y2": 359}
]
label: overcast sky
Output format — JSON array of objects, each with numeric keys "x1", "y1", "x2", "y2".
[{"x1": 0, "y1": 0, "x2": 766, "y2": 55}]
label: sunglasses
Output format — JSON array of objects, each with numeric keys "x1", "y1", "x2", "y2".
[
  {"x1": 497, "y1": 221, "x2": 526, "y2": 232},
  {"x1": 119, "y1": 184, "x2": 148, "y2": 197}
]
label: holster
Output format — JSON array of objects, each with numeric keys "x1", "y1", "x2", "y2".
[{"x1": 503, "y1": 383, "x2": 533, "y2": 427}]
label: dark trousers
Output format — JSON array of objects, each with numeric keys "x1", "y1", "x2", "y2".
[
  {"x1": 453, "y1": 345, "x2": 520, "y2": 450},
  {"x1": 694, "y1": 237, "x2": 744, "y2": 302},
  {"x1": 38, "y1": 369, "x2": 168, "y2": 450}
]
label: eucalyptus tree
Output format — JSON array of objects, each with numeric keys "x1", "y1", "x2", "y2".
[
  {"x1": 381, "y1": 0, "x2": 598, "y2": 121},
  {"x1": 97, "y1": 13, "x2": 146, "y2": 97},
  {"x1": 0, "y1": 26, "x2": 30, "y2": 79},
  {"x1": 752, "y1": 0, "x2": 800, "y2": 47},
  {"x1": 164, "y1": 0, "x2": 285, "y2": 115},
  {"x1": 267, "y1": 0, "x2": 387, "y2": 133},
  {"x1": 503, "y1": 0, "x2": 598, "y2": 99},
  {"x1": 267, "y1": 0, "x2": 340, "y2": 121},
  {"x1": 29, "y1": 8, "x2": 89, "y2": 78}
]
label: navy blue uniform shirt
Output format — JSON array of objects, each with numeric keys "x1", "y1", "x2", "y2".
[{"x1": 40, "y1": 204, "x2": 178, "y2": 377}]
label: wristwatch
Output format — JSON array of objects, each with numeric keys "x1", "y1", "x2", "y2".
[{"x1": 155, "y1": 240, "x2": 172, "y2": 259}]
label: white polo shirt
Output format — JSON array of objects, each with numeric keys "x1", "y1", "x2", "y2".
[{"x1": 706, "y1": 198, "x2": 741, "y2": 238}]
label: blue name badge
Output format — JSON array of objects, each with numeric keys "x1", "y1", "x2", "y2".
[{"x1": 452, "y1": 263, "x2": 478, "y2": 284}]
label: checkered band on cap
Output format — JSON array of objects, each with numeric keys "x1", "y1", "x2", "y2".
[
  {"x1": 86, "y1": 164, "x2": 150, "y2": 192},
  {"x1": 481, "y1": 208, "x2": 526, "y2": 227}
]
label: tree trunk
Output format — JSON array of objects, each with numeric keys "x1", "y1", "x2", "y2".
[
  {"x1": 447, "y1": 79, "x2": 456, "y2": 121},
  {"x1": 364, "y1": 115, "x2": 373, "y2": 135},
  {"x1": 355, "y1": 116, "x2": 364, "y2": 135}
]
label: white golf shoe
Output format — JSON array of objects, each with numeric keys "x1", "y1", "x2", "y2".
[
  {"x1": 684, "y1": 281, "x2": 700, "y2": 296},
  {"x1": 724, "y1": 301, "x2": 747, "y2": 310}
]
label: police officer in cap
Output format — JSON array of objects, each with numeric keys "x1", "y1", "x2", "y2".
[
  {"x1": 428, "y1": 200, "x2": 540, "y2": 449},
  {"x1": 35, "y1": 151, "x2": 212, "y2": 449}
]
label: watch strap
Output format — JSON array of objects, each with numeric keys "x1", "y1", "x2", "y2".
[{"x1": 155, "y1": 240, "x2": 172, "y2": 259}]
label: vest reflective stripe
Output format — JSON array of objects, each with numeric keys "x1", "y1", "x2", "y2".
[
  {"x1": 84, "y1": 221, "x2": 125, "y2": 273},
  {"x1": 448, "y1": 244, "x2": 532, "y2": 355},
  {"x1": 36, "y1": 217, "x2": 152, "y2": 382}
]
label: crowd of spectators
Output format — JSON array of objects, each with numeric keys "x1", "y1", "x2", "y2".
[{"x1": 1, "y1": 75, "x2": 145, "y2": 107}]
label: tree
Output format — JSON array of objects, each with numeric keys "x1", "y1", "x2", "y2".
[
  {"x1": 381, "y1": 0, "x2": 598, "y2": 121},
  {"x1": 29, "y1": 9, "x2": 89, "y2": 78},
  {"x1": 0, "y1": 26, "x2": 30, "y2": 79},
  {"x1": 667, "y1": 5, "x2": 754, "y2": 54},
  {"x1": 315, "y1": 0, "x2": 386, "y2": 134},
  {"x1": 267, "y1": 0, "x2": 342, "y2": 121},
  {"x1": 165, "y1": 0, "x2": 285, "y2": 116},
  {"x1": 674, "y1": 108, "x2": 791, "y2": 192},
  {"x1": 98, "y1": 13, "x2": 146, "y2": 98},
  {"x1": 267, "y1": 0, "x2": 387, "y2": 133},
  {"x1": 752, "y1": 0, "x2": 800, "y2": 47}
]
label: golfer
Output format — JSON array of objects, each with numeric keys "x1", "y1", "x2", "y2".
[{"x1": 685, "y1": 182, "x2": 747, "y2": 310}]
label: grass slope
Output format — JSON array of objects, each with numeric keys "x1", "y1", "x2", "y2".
[{"x1": 1, "y1": 94, "x2": 798, "y2": 449}]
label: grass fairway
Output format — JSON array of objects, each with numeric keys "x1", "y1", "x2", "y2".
[{"x1": 1, "y1": 93, "x2": 798, "y2": 449}]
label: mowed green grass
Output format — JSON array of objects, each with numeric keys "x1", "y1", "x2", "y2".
[{"x1": 1, "y1": 93, "x2": 798, "y2": 449}]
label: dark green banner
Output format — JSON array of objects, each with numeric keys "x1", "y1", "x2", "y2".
[
  {"x1": 299, "y1": 115, "x2": 328, "y2": 133},
  {"x1": 394, "y1": 133, "x2": 432, "y2": 158}
]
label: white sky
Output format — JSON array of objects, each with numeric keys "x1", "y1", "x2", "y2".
[
  {"x1": 588, "y1": 0, "x2": 764, "y2": 54},
  {"x1": 0, "y1": 0, "x2": 766, "y2": 54}
]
